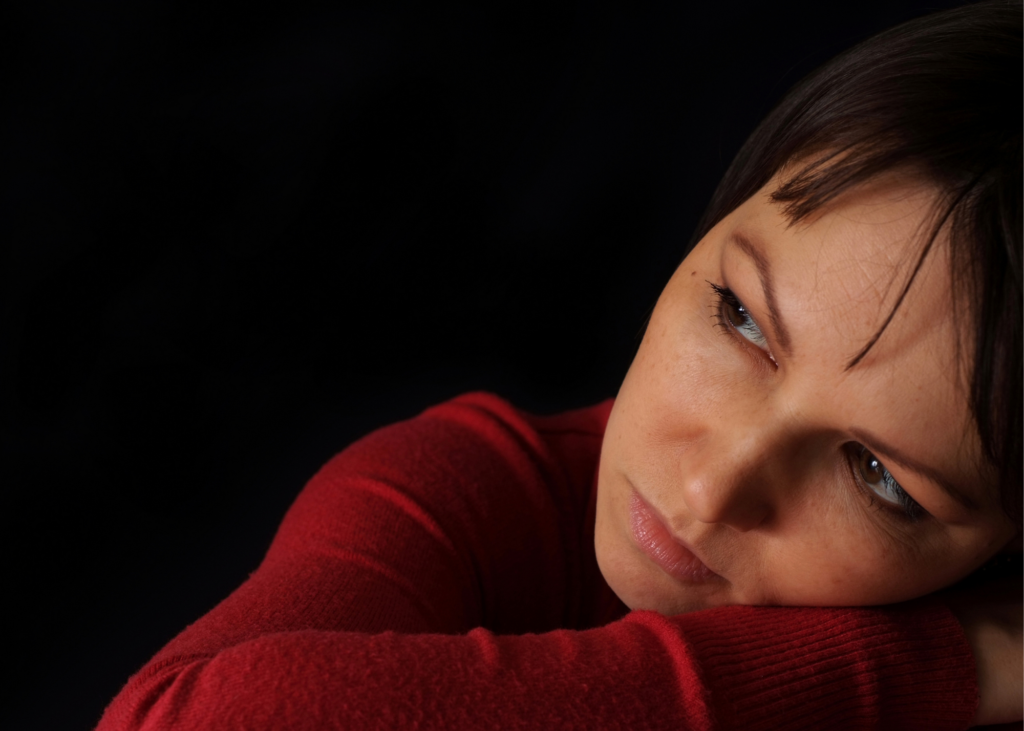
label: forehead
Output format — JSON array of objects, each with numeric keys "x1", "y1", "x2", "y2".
[{"x1": 731, "y1": 174, "x2": 955, "y2": 366}]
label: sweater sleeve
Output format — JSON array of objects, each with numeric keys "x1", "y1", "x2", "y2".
[{"x1": 94, "y1": 393, "x2": 979, "y2": 731}]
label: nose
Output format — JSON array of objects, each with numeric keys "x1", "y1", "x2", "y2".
[{"x1": 678, "y1": 421, "x2": 785, "y2": 532}]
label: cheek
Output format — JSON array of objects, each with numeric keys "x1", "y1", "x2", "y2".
[
  {"x1": 626, "y1": 244, "x2": 741, "y2": 402},
  {"x1": 761, "y1": 509, "x2": 936, "y2": 607},
  {"x1": 624, "y1": 305, "x2": 739, "y2": 436}
]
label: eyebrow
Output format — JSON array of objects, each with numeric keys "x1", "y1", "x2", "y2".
[
  {"x1": 849, "y1": 427, "x2": 977, "y2": 511},
  {"x1": 731, "y1": 232, "x2": 793, "y2": 355}
]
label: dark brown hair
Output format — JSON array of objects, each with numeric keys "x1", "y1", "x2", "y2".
[{"x1": 689, "y1": 0, "x2": 1022, "y2": 524}]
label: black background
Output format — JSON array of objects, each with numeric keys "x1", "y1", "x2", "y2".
[{"x1": 4, "y1": 1, "x2": 971, "y2": 728}]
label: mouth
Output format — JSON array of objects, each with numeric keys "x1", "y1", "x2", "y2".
[{"x1": 628, "y1": 487, "x2": 720, "y2": 584}]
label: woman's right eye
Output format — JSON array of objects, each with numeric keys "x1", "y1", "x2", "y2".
[{"x1": 708, "y1": 282, "x2": 769, "y2": 350}]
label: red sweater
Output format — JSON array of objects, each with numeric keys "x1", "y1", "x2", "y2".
[{"x1": 96, "y1": 392, "x2": 980, "y2": 730}]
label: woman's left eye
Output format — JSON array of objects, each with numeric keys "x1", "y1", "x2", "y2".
[
  {"x1": 709, "y1": 282, "x2": 769, "y2": 350},
  {"x1": 851, "y1": 445, "x2": 924, "y2": 521}
]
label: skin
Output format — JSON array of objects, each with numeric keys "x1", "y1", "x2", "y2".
[
  {"x1": 942, "y1": 577, "x2": 1022, "y2": 725},
  {"x1": 595, "y1": 172, "x2": 1019, "y2": 619}
]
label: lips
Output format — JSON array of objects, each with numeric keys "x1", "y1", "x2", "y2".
[{"x1": 629, "y1": 488, "x2": 719, "y2": 583}]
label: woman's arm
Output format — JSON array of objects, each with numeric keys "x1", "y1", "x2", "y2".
[
  {"x1": 97, "y1": 601, "x2": 975, "y2": 730},
  {"x1": 95, "y1": 393, "x2": 980, "y2": 730}
]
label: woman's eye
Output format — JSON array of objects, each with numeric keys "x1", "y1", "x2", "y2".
[
  {"x1": 853, "y1": 445, "x2": 923, "y2": 521},
  {"x1": 709, "y1": 282, "x2": 769, "y2": 350}
]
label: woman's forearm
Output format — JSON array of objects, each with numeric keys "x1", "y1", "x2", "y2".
[{"x1": 96, "y1": 602, "x2": 976, "y2": 730}]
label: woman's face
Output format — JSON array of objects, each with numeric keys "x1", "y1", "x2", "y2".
[{"x1": 595, "y1": 173, "x2": 1018, "y2": 615}]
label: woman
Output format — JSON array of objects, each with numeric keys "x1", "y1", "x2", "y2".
[{"x1": 97, "y1": 1, "x2": 1022, "y2": 728}]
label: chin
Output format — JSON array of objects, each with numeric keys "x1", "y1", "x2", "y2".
[
  {"x1": 597, "y1": 543, "x2": 719, "y2": 616},
  {"x1": 612, "y1": 578, "x2": 725, "y2": 616}
]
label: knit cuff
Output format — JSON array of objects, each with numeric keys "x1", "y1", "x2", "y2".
[{"x1": 683, "y1": 602, "x2": 977, "y2": 731}]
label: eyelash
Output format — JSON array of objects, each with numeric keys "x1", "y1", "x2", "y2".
[
  {"x1": 708, "y1": 282, "x2": 771, "y2": 355},
  {"x1": 707, "y1": 281, "x2": 924, "y2": 524}
]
